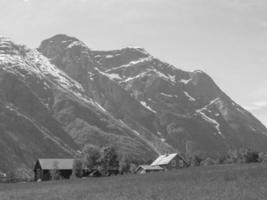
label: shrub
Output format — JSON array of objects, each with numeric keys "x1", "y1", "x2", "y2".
[
  {"x1": 15, "y1": 168, "x2": 34, "y2": 182},
  {"x1": 201, "y1": 157, "x2": 216, "y2": 166},
  {"x1": 5, "y1": 171, "x2": 17, "y2": 183},
  {"x1": 119, "y1": 155, "x2": 130, "y2": 174},
  {"x1": 73, "y1": 158, "x2": 84, "y2": 178},
  {"x1": 244, "y1": 150, "x2": 259, "y2": 163},
  {"x1": 190, "y1": 154, "x2": 203, "y2": 167},
  {"x1": 258, "y1": 152, "x2": 267, "y2": 163},
  {"x1": 215, "y1": 154, "x2": 228, "y2": 165},
  {"x1": 129, "y1": 163, "x2": 138, "y2": 174}
]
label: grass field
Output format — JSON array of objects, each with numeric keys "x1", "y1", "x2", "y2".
[{"x1": 1, "y1": 163, "x2": 267, "y2": 200}]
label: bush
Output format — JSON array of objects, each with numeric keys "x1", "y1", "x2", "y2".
[
  {"x1": 201, "y1": 157, "x2": 216, "y2": 166},
  {"x1": 215, "y1": 154, "x2": 228, "y2": 165},
  {"x1": 190, "y1": 154, "x2": 203, "y2": 167},
  {"x1": 73, "y1": 158, "x2": 84, "y2": 178},
  {"x1": 244, "y1": 150, "x2": 259, "y2": 163},
  {"x1": 223, "y1": 149, "x2": 259, "y2": 164},
  {"x1": 258, "y1": 152, "x2": 267, "y2": 163},
  {"x1": 15, "y1": 168, "x2": 34, "y2": 182},
  {"x1": 5, "y1": 171, "x2": 17, "y2": 183},
  {"x1": 129, "y1": 163, "x2": 138, "y2": 174},
  {"x1": 119, "y1": 156, "x2": 130, "y2": 174}
]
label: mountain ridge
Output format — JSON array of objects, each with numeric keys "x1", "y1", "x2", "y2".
[{"x1": 0, "y1": 34, "x2": 266, "y2": 175}]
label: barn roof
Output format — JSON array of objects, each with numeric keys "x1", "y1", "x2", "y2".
[
  {"x1": 137, "y1": 165, "x2": 163, "y2": 171},
  {"x1": 151, "y1": 153, "x2": 178, "y2": 166},
  {"x1": 37, "y1": 159, "x2": 74, "y2": 170}
]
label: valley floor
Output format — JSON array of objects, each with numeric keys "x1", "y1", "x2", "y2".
[{"x1": 1, "y1": 163, "x2": 267, "y2": 200}]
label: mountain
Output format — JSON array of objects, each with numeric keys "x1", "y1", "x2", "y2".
[
  {"x1": 0, "y1": 34, "x2": 267, "y2": 175},
  {"x1": 0, "y1": 36, "x2": 159, "y2": 176},
  {"x1": 38, "y1": 34, "x2": 267, "y2": 154}
]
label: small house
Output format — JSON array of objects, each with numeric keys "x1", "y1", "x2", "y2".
[
  {"x1": 34, "y1": 159, "x2": 74, "y2": 181},
  {"x1": 151, "y1": 153, "x2": 189, "y2": 170},
  {"x1": 136, "y1": 165, "x2": 164, "y2": 174}
]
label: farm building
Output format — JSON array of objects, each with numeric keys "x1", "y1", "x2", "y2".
[
  {"x1": 34, "y1": 159, "x2": 74, "y2": 181},
  {"x1": 151, "y1": 153, "x2": 189, "y2": 170},
  {"x1": 136, "y1": 165, "x2": 164, "y2": 174}
]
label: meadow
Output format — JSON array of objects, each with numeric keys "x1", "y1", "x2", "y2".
[{"x1": 0, "y1": 163, "x2": 267, "y2": 200}]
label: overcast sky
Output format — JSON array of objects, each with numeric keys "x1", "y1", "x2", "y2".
[{"x1": 0, "y1": 0, "x2": 267, "y2": 125}]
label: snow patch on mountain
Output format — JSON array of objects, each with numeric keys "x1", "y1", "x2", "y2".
[
  {"x1": 96, "y1": 68, "x2": 122, "y2": 81},
  {"x1": 105, "y1": 57, "x2": 153, "y2": 72},
  {"x1": 184, "y1": 91, "x2": 196, "y2": 101},
  {"x1": 0, "y1": 48, "x2": 109, "y2": 115},
  {"x1": 94, "y1": 102, "x2": 108, "y2": 113},
  {"x1": 120, "y1": 71, "x2": 148, "y2": 83},
  {"x1": 168, "y1": 74, "x2": 176, "y2": 82},
  {"x1": 67, "y1": 41, "x2": 87, "y2": 49},
  {"x1": 160, "y1": 138, "x2": 166, "y2": 142},
  {"x1": 149, "y1": 69, "x2": 176, "y2": 84},
  {"x1": 180, "y1": 78, "x2": 192, "y2": 84},
  {"x1": 196, "y1": 98, "x2": 224, "y2": 137},
  {"x1": 160, "y1": 93, "x2": 173, "y2": 98},
  {"x1": 27, "y1": 50, "x2": 87, "y2": 93},
  {"x1": 105, "y1": 55, "x2": 114, "y2": 58},
  {"x1": 140, "y1": 101, "x2": 156, "y2": 113},
  {"x1": 197, "y1": 109, "x2": 224, "y2": 137},
  {"x1": 160, "y1": 93, "x2": 179, "y2": 98}
]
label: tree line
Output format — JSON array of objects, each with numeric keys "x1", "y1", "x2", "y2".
[
  {"x1": 186, "y1": 148, "x2": 264, "y2": 167},
  {"x1": 1, "y1": 147, "x2": 267, "y2": 182},
  {"x1": 71, "y1": 144, "x2": 142, "y2": 179}
]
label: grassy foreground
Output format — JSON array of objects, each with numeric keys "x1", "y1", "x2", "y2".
[{"x1": 1, "y1": 163, "x2": 267, "y2": 200}]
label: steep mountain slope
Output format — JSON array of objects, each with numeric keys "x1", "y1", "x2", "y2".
[
  {"x1": 0, "y1": 37, "x2": 159, "y2": 175},
  {"x1": 39, "y1": 34, "x2": 267, "y2": 156},
  {"x1": 1, "y1": 34, "x2": 267, "y2": 175}
]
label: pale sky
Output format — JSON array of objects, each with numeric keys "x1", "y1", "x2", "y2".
[{"x1": 0, "y1": 0, "x2": 267, "y2": 126}]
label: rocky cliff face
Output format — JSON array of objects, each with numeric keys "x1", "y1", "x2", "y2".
[
  {"x1": 39, "y1": 34, "x2": 267, "y2": 155},
  {"x1": 0, "y1": 36, "x2": 158, "y2": 175},
  {"x1": 0, "y1": 34, "x2": 267, "y2": 174}
]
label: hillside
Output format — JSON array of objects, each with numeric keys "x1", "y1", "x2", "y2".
[
  {"x1": 39, "y1": 34, "x2": 267, "y2": 155},
  {"x1": 0, "y1": 34, "x2": 267, "y2": 174},
  {"x1": 0, "y1": 36, "x2": 158, "y2": 175}
]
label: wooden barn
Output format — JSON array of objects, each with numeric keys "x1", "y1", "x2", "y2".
[
  {"x1": 136, "y1": 165, "x2": 164, "y2": 174},
  {"x1": 151, "y1": 153, "x2": 189, "y2": 170},
  {"x1": 34, "y1": 159, "x2": 74, "y2": 181}
]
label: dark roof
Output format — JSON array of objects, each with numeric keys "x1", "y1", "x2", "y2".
[{"x1": 37, "y1": 159, "x2": 74, "y2": 170}]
